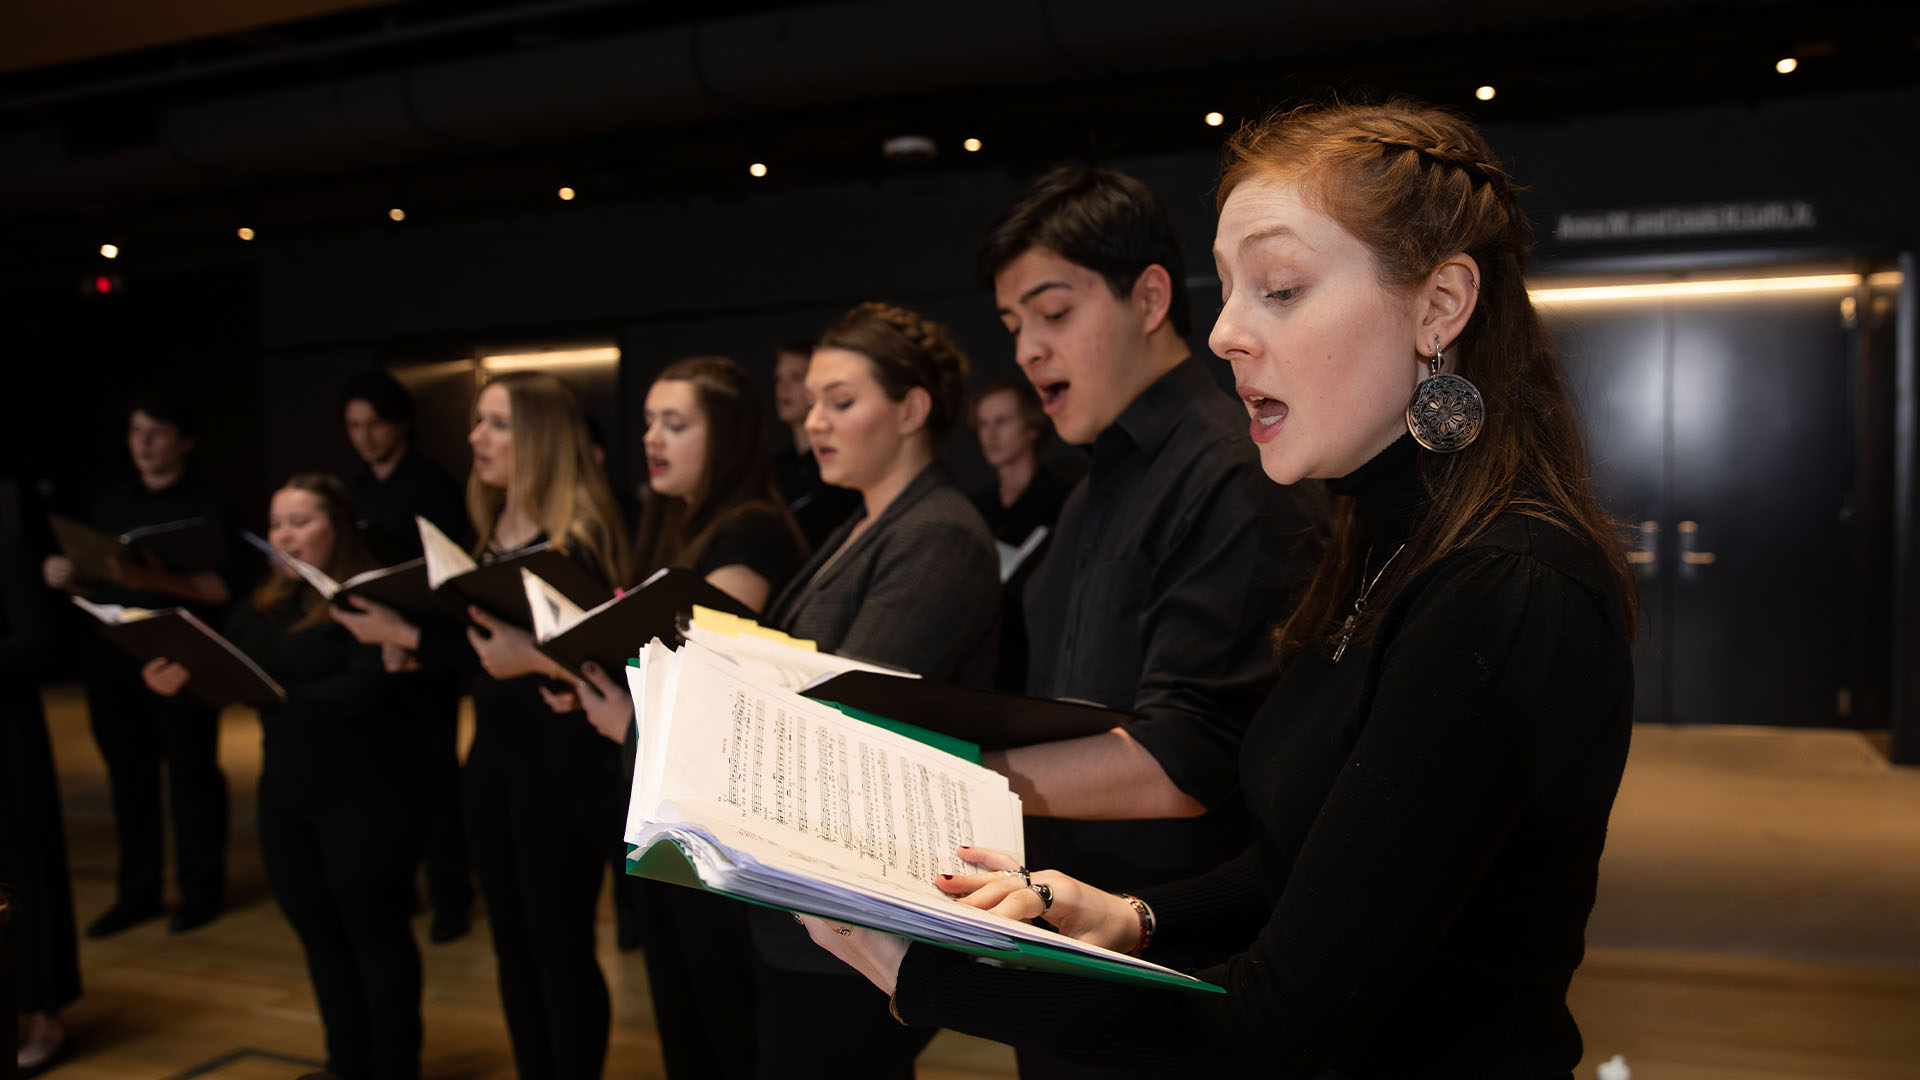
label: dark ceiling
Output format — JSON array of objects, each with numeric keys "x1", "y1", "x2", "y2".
[{"x1": 4, "y1": 0, "x2": 1917, "y2": 283}]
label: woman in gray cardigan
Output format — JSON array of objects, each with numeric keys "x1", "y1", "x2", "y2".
[{"x1": 751, "y1": 301, "x2": 1001, "y2": 1078}]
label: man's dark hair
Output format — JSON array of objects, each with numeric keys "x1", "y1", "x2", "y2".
[
  {"x1": 976, "y1": 164, "x2": 1192, "y2": 337},
  {"x1": 124, "y1": 393, "x2": 197, "y2": 439},
  {"x1": 338, "y1": 367, "x2": 415, "y2": 427}
]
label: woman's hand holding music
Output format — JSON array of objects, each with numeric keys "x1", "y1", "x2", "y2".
[
  {"x1": 330, "y1": 595, "x2": 420, "y2": 651},
  {"x1": 140, "y1": 656, "x2": 191, "y2": 697},
  {"x1": 465, "y1": 606, "x2": 564, "y2": 681},
  {"x1": 936, "y1": 845, "x2": 1141, "y2": 954}
]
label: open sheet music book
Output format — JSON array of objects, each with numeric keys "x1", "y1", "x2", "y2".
[
  {"x1": 71, "y1": 597, "x2": 286, "y2": 708},
  {"x1": 523, "y1": 568, "x2": 754, "y2": 679},
  {"x1": 623, "y1": 636, "x2": 1219, "y2": 993},
  {"x1": 241, "y1": 532, "x2": 442, "y2": 623},
  {"x1": 417, "y1": 515, "x2": 609, "y2": 627},
  {"x1": 51, "y1": 513, "x2": 228, "y2": 577}
]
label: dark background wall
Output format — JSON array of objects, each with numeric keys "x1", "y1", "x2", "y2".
[{"x1": 13, "y1": 87, "x2": 1911, "y2": 527}]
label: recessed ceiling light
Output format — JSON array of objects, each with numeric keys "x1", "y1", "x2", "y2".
[
  {"x1": 749, "y1": 162, "x2": 768, "y2": 178},
  {"x1": 1476, "y1": 85, "x2": 1497, "y2": 101},
  {"x1": 963, "y1": 137, "x2": 983, "y2": 152},
  {"x1": 558, "y1": 187, "x2": 576, "y2": 201},
  {"x1": 389, "y1": 208, "x2": 406, "y2": 222},
  {"x1": 1776, "y1": 57, "x2": 1798, "y2": 74},
  {"x1": 237, "y1": 227, "x2": 255, "y2": 241},
  {"x1": 99, "y1": 243, "x2": 119, "y2": 259},
  {"x1": 1204, "y1": 111, "x2": 1225, "y2": 127}
]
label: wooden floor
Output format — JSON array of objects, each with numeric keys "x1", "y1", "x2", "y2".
[{"x1": 22, "y1": 687, "x2": 1920, "y2": 1078}]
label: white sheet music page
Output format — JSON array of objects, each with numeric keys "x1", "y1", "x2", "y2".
[
  {"x1": 680, "y1": 623, "x2": 920, "y2": 692},
  {"x1": 638, "y1": 641, "x2": 1021, "y2": 891},
  {"x1": 416, "y1": 515, "x2": 476, "y2": 589}
]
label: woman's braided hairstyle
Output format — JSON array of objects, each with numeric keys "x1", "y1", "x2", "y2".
[
  {"x1": 1216, "y1": 98, "x2": 1636, "y2": 662},
  {"x1": 817, "y1": 301, "x2": 971, "y2": 439}
]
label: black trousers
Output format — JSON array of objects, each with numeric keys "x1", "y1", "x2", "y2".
[
  {"x1": 417, "y1": 681, "x2": 474, "y2": 918},
  {"x1": 84, "y1": 667, "x2": 228, "y2": 910},
  {"x1": 750, "y1": 962, "x2": 938, "y2": 1080},
  {"x1": 258, "y1": 770, "x2": 424, "y2": 1080},
  {"x1": 635, "y1": 883, "x2": 759, "y2": 1080},
  {"x1": 2, "y1": 693, "x2": 81, "y2": 1015},
  {"x1": 464, "y1": 727, "x2": 622, "y2": 1080}
]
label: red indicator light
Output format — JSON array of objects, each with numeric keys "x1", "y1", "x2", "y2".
[{"x1": 94, "y1": 275, "x2": 114, "y2": 294}]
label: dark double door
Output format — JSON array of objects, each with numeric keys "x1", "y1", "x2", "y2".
[{"x1": 1545, "y1": 285, "x2": 1857, "y2": 727}]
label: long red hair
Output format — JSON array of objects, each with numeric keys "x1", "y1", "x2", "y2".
[{"x1": 1217, "y1": 99, "x2": 1636, "y2": 661}]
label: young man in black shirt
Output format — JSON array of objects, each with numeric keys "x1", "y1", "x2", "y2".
[
  {"x1": 976, "y1": 166, "x2": 1326, "y2": 1075},
  {"x1": 42, "y1": 398, "x2": 233, "y2": 936},
  {"x1": 341, "y1": 369, "x2": 468, "y2": 564},
  {"x1": 340, "y1": 369, "x2": 475, "y2": 942}
]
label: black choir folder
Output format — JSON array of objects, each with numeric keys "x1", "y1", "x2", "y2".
[
  {"x1": 418, "y1": 516, "x2": 610, "y2": 628},
  {"x1": 524, "y1": 567, "x2": 754, "y2": 680},
  {"x1": 800, "y1": 671, "x2": 1125, "y2": 750},
  {"x1": 241, "y1": 531, "x2": 448, "y2": 625},
  {"x1": 71, "y1": 597, "x2": 285, "y2": 708},
  {"x1": 50, "y1": 513, "x2": 228, "y2": 578},
  {"x1": 622, "y1": 628, "x2": 1220, "y2": 994}
]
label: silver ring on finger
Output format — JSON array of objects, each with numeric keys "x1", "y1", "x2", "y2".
[{"x1": 1029, "y1": 881, "x2": 1053, "y2": 913}]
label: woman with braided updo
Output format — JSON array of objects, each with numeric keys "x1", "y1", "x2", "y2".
[
  {"x1": 804, "y1": 100, "x2": 1635, "y2": 1078},
  {"x1": 748, "y1": 301, "x2": 1001, "y2": 1078}
]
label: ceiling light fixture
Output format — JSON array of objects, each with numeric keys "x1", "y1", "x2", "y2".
[
  {"x1": 99, "y1": 243, "x2": 119, "y2": 259},
  {"x1": 749, "y1": 162, "x2": 768, "y2": 178},
  {"x1": 237, "y1": 227, "x2": 255, "y2": 241},
  {"x1": 1204, "y1": 111, "x2": 1225, "y2": 127},
  {"x1": 1476, "y1": 85, "x2": 1497, "y2": 101},
  {"x1": 1776, "y1": 57, "x2": 1798, "y2": 74}
]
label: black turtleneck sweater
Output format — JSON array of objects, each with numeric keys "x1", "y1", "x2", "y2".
[{"x1": 892, "y1": 435, "x2": 1634, "y2": 1078}]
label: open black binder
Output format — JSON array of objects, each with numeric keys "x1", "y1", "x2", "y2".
[
  {"x1": 801, "y1": 672, "x2": 1130, "y2": 749},
  {"x1": 72, "y1": 598, "x2": 284, "y2": 708},
  {"x1": 530, "y1": 568, "x2": 754, "y2": 679},
  {"x1": 50, "y1": 513, "x2": 228, "y2": 577}
]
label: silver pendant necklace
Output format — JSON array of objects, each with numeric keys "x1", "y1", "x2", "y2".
[{"x1": 1330, "y1": 542, "x2": 1408, "y2": 663}]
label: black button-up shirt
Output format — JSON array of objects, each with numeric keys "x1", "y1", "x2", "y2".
[
  {"x1": 349, "y1": 448, "x2": 469, "y2": 565},
  {"x1": 1022, "y1": 356, "x2": 1327, "y2": 892}
]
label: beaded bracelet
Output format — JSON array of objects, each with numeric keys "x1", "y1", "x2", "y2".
[{"x1": 1119, "y1": 893, "x2": 1156, "y2": 957}]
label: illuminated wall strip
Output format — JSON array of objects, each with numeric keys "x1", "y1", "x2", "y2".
[
  {"x1": 1527, "y1": 273, "x2": 1893, "y2": 304},
  {"x1": 479, "y1": 346, "x2": 620, "y2": 372}
]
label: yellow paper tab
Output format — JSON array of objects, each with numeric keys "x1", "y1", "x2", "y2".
[{"x1": 689, "y1": 605, "x2": 819, "y2": 652}]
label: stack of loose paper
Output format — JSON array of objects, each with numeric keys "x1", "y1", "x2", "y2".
[{"x1": 623, "y1": 635, "x2": 1219, "y2": 992}]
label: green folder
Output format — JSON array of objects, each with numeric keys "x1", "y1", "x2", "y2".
[{"x1": 625, "y1": 836, "x2": 1223, "y2": 994}]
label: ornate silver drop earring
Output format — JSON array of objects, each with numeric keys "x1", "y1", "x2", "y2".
[{"x1": 1405, "y1": 333, "x2": 1484, "y2": 453}]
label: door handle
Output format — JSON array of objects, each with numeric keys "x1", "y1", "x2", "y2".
[
  {"x1": 1678, "y1": 520, "x2": 1717, "y2": 567},
  {"x1": 1626, "y1": 520, "x2": 1658, "y2": 572}
]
